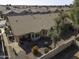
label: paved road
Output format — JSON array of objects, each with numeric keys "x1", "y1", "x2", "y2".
[{"x1": 51, "y1": 44, "x2": 79, "y2": 59}]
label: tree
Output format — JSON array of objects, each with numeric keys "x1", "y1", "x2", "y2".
[
  {"x1": 0, "y1": 11, "x2": 4, "y2": 18},
  {"x1": 48, "y1": 18, "x2": 61, "y2": 48},
  {"x1": 48, "y1": 9, "x2": 69, "y2": 48},
  {"x1": 48, "y1": 29, "x2": 59, "y2": 48},
  {"x1": 55, "y1": 18, "x2": 61, "y2": 34},
  {"x1": 54, "y1": 9, "x2": 60, "y2": 13},
  {"x1": 6, "y1": 6, "x2": 11, "y2": 10},
  {"x1": 72, "y1": 0, "x2": 79, "y2": 25},
  {"x1": 68, "y1": 0, "x2": 79, "y2": 35},
  {"x1": 4, "y1": 15, "x2": 9, "y2": 21},
  {"x1": 0, "y1": 11, "x2": 2, "y2": 15},
  {"x1": 32, "y1": 46, "x2": 39, "y2": 55},
  {"x1": 55, "y1": 9, "x2": 70, "y2": 35}
]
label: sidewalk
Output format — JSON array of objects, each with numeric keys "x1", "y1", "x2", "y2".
[
  {"x1": 9, "y1": 41, "x2": 25, "y2": 54},
  {"x1": 0, "y1": 28, "x2": 30, "y2": 59},
  {"x1": 1, "y1": 28, "x2": 10, "y2": 58}
]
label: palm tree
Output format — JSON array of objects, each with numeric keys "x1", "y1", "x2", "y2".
[
  {"x1": 48, "y1": 17, "x2": 61, "y2": 48},
  {"x1": 0, "y1": 11, "x2": 3, "y2": 18},
  {"x1": 55, "y1": 9, "x2": 70, "y2": 34},
  {"x1": 49, "y1": 8, "x2": 71, "y2": 48},
  {"x1": 68, "y1": 0, "x2": 79, "y2": 36},
  {"x1": 48, "y1": 28, "x2": 59, "y2": 48}
]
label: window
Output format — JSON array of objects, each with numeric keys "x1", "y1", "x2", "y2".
[{"x1": 35, "y1": 33, "x2": 40, "y2": 37}]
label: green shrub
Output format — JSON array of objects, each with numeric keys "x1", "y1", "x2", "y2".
[
  {"x1": 76, "y1": 37, "x2": 79, "y2": 41},
  {"x1": 32, "y1": 46, "x2": 39, "y2": 55},
  {"x1": 31, "y1": 42, "x2": 36, "y2": 48},
  {"x1": 44, "y1": 47, "x2": 49, "y2": 54}
]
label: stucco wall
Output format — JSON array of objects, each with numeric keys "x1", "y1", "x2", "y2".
[{"x1": 14, "y1": 35, "x2": 20, "y2": 42}]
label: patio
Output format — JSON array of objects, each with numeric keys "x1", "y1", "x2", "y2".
[{"x1": 19, "y1": 36, "x2": 52, "y2": 55}]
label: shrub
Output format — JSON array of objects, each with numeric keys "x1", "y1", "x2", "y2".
[
  {"x1": 44, "y1": 47, "x2": 49, "y2": 54},
  {"x1": 32, "y1": 46, "x2": 39, "y2": 55},
  {"x1": 31, "y1": 42, "x2": 37, "y2": 48},
  {"x1": 76, "y1": 37, "x2": 79, "y2": 41},
  {"x1": 6, "y1": 7, "x2": 11, "y2": 10}
]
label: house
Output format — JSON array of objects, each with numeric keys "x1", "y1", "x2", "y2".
[
  {"x1": 6, "y1": 6, "x2": 71, "y2": 43},
  {"x1": 8, "y1": 13, "x2": 58, "y2": 42},
  {"x1": 3, "y1": 10, "x2": 19, "y2": 16},
  {"x1": 19, "y1": 10, "x2": 29, "y2": 15}
]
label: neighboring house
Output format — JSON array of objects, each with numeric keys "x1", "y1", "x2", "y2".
[
  {"x1": 3, "y1": 10, "x2": 18, "y2": 16},
  {"x1": 2, "y1": 5, "x2": 70, "y2": 16}
]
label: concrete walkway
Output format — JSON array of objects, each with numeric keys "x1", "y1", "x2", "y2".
[
  {"x1": 1, "y1": 28, "x2": 27, "y2": 59},
  {"x1": 1, "y1": 28, "x2": 10, "y2": 58},
  {"x1": 9, "y1": 42, "x2": 24, "y2": 54}
]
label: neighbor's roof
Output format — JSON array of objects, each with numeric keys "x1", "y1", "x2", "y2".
[
  {"x1": 2, "y1": 5, "x2": 70, "y2": 15},
  {"x1": 8, "y1": 13, "x2": 58, "y2": 36},
  {"x1": 3, "y1": 9, "x2": 50, "y2": 15}
]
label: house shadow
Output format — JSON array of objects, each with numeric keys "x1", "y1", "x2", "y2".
[
  {"x1": 19, "y1": 36, "x2": 52, "y2": 54},
  {"x1": 0, "y1": 41, "x2": 4, "y2": 56},
  {"x1": 60, "y1": 30, "x2": 75, "y2": 40},
  {"x1": 19, "y1": 40, "x2": 32, "y2": 54},
  {"x1": 51, "y1": 44, "x2": 79, "y2": 59},
  {"x1": 34, "y1": 37, "x2": 52, "y2": 48}
]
